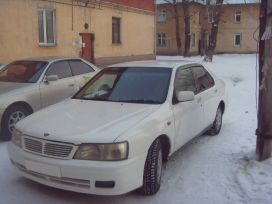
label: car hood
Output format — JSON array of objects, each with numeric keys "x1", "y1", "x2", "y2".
[
  {"x1": 0, "y1": 82, "x2": 32, "y2": 96},
  {"x1": 17, "y1": 99, "x2": 161, "y2": 144}
]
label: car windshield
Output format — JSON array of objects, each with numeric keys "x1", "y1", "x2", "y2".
[
  {"x1": 74, "y1": 67, "x2": 172, "y2": 104},
  {"x1": 0, "y1": 60, "x2": 48, "y2": 83}
]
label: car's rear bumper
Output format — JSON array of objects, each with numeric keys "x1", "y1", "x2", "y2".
[{"x1": 8, "y1": 142, "x2": 146, "y2": 195}]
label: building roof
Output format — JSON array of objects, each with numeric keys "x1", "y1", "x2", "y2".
[
  {"x1": 105, "y1": 0, "x2": 155, "y2": 11},
  {"x1": 156, "y1": 0, "x2": 259, "y2": 5}
]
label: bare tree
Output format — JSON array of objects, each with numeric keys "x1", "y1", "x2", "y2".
[
  {"x1": 204, "y1": 0, "x2": 224, "y2": 62},
  {"x1": 199, "y1": 0, "x2": 211, "y2": 56},
  {"x1": 163, "y1": 0, "x2": 182, "y2": 54},
  {"x1": 183, "y1": 0, "x2": 191, "y2": 56},
  {"x1": 162, "y1": 0, "x2": 192, "y2": 55}
]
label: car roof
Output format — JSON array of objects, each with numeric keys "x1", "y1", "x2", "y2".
[
  {"x1": 108, "y1": 60, "x2": 202, "y2": 69},
  {"x1": 18, "y1": 56, "x2": 84, "y2": 63}
]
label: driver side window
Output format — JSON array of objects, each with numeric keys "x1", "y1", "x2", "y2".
[
  {"x1": 173, "y1": 68, "x2": 197, "y2": 104},
  {"x1": 46, "y1": 61, "x2": 72, "y2": 79}
]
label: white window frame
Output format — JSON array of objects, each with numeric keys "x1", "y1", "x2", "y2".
[
  {"x1": 234, "y1": 33, "x2": 242, "y2": 47},
  {"x1": 235, "y1": 10, "x2": 241, "y2": 23},
  {"x1": 157, "y1": 9, "x2": 166, "y2": 22},
  {"x1": 38, "y1": 9, "x2": 56, "y2": 46},
  {"x1": 157, "y1": 33, "x2": 166, "y2": 46}
]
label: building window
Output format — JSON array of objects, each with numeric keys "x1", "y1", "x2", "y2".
[
  {"x1": 208, "y1": 10, "x2": 214, "y2": 23},
  {"x1": 112, "y1": 17, "x2": 121, "y2": 44},
  {"x1": 157, "y1": 33, "x2": 166, "y2": 46},
  {"x1": 38, "y1": 9, "x2": 56, "y2": 45},
  {"x1": 157, "y1": 9, "x2": 166, "y2": 22},
  {"x1": 191, "y1": 33, "x2": 196, "y2": 47},
  {"x1": 234, "y1": 33, "x2": 242, "y2": 47},
  {"x1": 235, "y1": 10, "x2": 241, "y2": 23}
]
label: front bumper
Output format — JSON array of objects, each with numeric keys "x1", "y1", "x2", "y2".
[{"x1": 8, "y1": 142, "x2": 146, "y2": 195}]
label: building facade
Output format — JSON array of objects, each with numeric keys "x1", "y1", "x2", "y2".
[
  {"x1": 156, "y1": 2, "x2": 259, "y2": 55},
  {"x1": 0, "y1": 0, "x2": 155, "y2": 66}
]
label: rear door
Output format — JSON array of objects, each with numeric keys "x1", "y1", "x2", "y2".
[
  {"x1": 68, "y1": 59, "x2": 97, "y2": 89},
  {"x1": 191, "y1": 66, "x2": 218, "y2": 129},
  {"x1": 39, "y1": 60, "x2": 76, "y2": 107},
  {"x1": 172, "y1": 67, "x2": 204, "y2": 149}
]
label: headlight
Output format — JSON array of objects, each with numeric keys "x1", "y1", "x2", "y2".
[
  {"x1": 74, "y1": 142, "x2": 128, "y2": 161},
  {"x1": 11, "y1": 128, "x2": 22, "y2": 148}
]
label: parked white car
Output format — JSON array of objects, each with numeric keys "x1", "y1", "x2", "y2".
[
  {"x1": 8, "y1": 61, "x2": 227, "y2": 196},
  {"x1": 0, "y1": 57, "x2": 100, "y2": 140}
]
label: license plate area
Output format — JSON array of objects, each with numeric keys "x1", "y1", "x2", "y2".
[{"x1": 25, "y1": 160, "x2": 61, "y2": 177}]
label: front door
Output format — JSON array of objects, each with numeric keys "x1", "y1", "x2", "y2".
[
  {"x1": 39, "y1": 61, "x2": 76, "y2": 108},
  {"x1": 80, "y1": 33, "x2": 94, "y2": 63},
  {"x1": 172, "y1": 67, "x2": 204, "y2": 150}
]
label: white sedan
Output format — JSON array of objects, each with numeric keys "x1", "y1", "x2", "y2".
[{"x1": 8, "y1": 61, "x2": 227, "y2": 196}]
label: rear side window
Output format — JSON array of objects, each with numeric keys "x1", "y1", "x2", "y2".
[
  {"x1": 173, "y1": 68, "x2": 197, "y2": 104},
  {"x1": 191, "y1": 66, "x2": 214, "y2": 93},
  {"x1": 46, "y1": 61, "x2": 72, "y2": 79},
  {"x1": 69, "y1": 60, "x2": 94, "y2": 76}
]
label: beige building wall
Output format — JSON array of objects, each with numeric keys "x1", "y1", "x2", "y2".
[
  {"x1": 216, "y1": 4, "x2": 259, "y2": 53},
  {"x1": 0, "y1": 0, "x2": 155, "y2": 65},
  {"x1": 156, "y1": 2, "x2": 259, "y2": 55}
]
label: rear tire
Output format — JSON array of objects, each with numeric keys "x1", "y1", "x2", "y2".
[
  {"x1": 1, "y1": 105, "x2": 31, "y2": 141},
  {"x1": 140, "y1": 139, "x2": 163, "y2": 195},
  {"x1": 207, "y1": 106, "x2": 223, "y2": 136}
]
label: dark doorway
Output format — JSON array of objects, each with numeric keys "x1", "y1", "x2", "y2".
[{"x1": 80, "y1": 33, "x2": 94, "y2": 63}]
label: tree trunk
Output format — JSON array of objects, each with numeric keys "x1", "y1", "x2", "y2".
[
  {"x1": 204, "y1": 0, "x2": 224, "y2": 62},
  {"x1": 200, "y1": 30, "x2": 206, "y2": 56},
  {"x1": 183, "y1": 1, "x2": 190, "y2": 56},
  {"x1": 200, "y1": 0, "x2": 211, "y2": 56},
  {"x1": 256, "y1": 0, "x2": 272, "y2": 161},
  {"x1": 173, "y1": 1, "x2": 182, "y2": 55}
]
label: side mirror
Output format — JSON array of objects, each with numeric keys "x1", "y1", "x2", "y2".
[
  {"x1": 45, "y1": 75, "x2": 59, "y2": 82},
  {"x1": 177, "y1": 91, "x2": 195, "y2": 102}
]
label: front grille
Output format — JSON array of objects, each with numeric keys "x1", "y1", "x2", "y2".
[
  {"x1": 23, "y1": 136, "x2": 75, "y2": 159},
  {"x1": 24, "y1": 138, "x2": 42, "y2": 154},
  {"x1": 44, "y1": 143, "x2": 73, "y2": 157}
]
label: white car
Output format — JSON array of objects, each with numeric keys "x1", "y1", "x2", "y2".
[
  {"x1": 0, "y1": 57, "x2": 100, "y2": 140},
  {"x1": 8, "y1": 61, "x2": 227, "y2": 196}
]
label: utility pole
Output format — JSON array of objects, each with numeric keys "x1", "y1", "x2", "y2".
[{"x1": 256, "y1": 0, "x2": 272, "y2": 161}]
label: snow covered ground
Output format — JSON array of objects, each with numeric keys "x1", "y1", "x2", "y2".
[{"x1": 0, "y1": 54, "x2": 271, "y2": 204}]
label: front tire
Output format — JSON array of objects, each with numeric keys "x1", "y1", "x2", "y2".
[
  {"x1": 207, "y1": 106, "x2": 223, "y2": 136},
  {"x1": 140, "y1": 139, "x2": 163, "y2": 195},
  {"x1": 1, "y1": 105, "x2": 31, "y2": 141}
]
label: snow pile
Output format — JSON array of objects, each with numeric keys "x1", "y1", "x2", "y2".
[{"x1": 233, "y1": 154, "x2": 272, "y2": 204}]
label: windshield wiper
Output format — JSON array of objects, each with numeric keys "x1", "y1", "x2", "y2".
[{"x1": 114, "y1": 99, "x2": 161, "y2": 104}]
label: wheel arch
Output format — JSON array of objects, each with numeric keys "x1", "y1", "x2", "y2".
[
  {"x1": 219, "y1": 101, "x2": 225, "y2": 114},
  {"x1": 2, "y1": 101, "x2": 34, "y2": 121},
  {"x1": 157, "y1": 134, "x2": 171, "y2": 162}
]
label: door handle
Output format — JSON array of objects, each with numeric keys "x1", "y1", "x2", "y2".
[
  {"x1": 214, "y1": 89, "x2": 218, "y2": 93},
  {"x1": 68, "y1": 84, "x2": 74, "y2": 87},
  {"x1": 197, "y1": 97, "x2": 202, "y2": 103}
]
